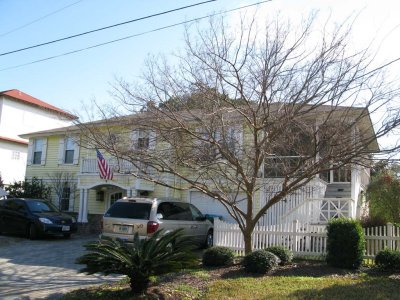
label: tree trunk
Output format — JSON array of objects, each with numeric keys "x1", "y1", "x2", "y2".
[
  {"x1": 243, "y1": 228, "x2": 253, "y2": 255},
  {"x1": 129, "y1": 274, "x2": 150, "y2": 294}
]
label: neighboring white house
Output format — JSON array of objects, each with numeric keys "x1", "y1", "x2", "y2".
[{"x1": 0, "y1": 89, "x2": 76, "y2": 185}]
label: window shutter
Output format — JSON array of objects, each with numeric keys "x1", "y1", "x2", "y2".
[
  {"x1": 58, "y1": 138, "x2": 65, "y2": 164},
  {"x1": 27, "y1": 139, "x2": 33, "y2": 165},
  {"x1": 131, "y1": 130, "x2": 138, "y2": 149},
  {"x1": 41, "y1": 138, "x2": 47, "y2": 165},
  {"x1": 149, "y1": 131, "x2": 156, "y2": 150},
  {"x1": 73, "y1": 138, "x2": 80, "y2": 165}
]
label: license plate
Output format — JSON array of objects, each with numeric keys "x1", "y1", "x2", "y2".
[
  {"x1": 117, "y1": 225, "x2": 129, "y2": 233},
  {"x1": 62, "y1": 226, "x2": 70, "y2": 232}
]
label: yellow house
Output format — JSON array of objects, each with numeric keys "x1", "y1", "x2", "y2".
[{"x1": 20, "y1": 106, "x2": 377, "y2": 231}]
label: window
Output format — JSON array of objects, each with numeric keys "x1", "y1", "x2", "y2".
[
  {"x1": 58, "y1": 136, "x2": 79, "y2": 165},
  {"x1": 110, "y1": 192, "x2": 123, "y2": 207},
  {"x1": 64, "y1": 137, "x2": 75, "y2": 164},
  {"x1": 33, "y1": 138, "x2": 44, "y2": 164},
  {"x1": 11, "y1": 151, "x2": 20, "y2": 160},
  {"x1": 221, "y1": 126, "x2": 241, "y2": 154},
  {"x1": 26, "y1": 200, "x2": 58, "y2": 213},
  {"x1": 157, "y1": 202, "x2": 193, "y2": 221},
  {"x1": 60, "y1": 187, "x2": 71, "y2": 211},
  {"x1": 189, "y1": 204, "x2": 204, "y2": 219},
  {"x1": 137, "y1": 131, "x2": 150, "y2": 149},
  {"x1": 132, "y1": 130, "x2": 156, "y2": 150},
  {"x1": 104, "y1": 202, "x2": 151, "y2": 219}
]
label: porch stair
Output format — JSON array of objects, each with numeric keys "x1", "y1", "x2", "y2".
[{"x1": 324, "y1": 183, "x2": 351, "y2": 198}]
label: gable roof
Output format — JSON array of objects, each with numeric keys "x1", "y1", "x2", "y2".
[
  {"x1": 0, "y1": 135, "x2": 28, "y2": 145},
  {"x1": 0, "y1": 89, "x2": 77, "y2": 120}
]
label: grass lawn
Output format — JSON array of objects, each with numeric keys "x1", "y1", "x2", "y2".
[{"x1": 60, "y1": 261, "x2": 400, "y2": 300}]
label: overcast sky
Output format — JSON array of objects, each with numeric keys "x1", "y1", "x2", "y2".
[{"x1": 1, "y1": 0, "x2": 399, "y2": 132}]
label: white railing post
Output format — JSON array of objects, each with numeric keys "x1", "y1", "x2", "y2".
[
  {"x1": 292, "y1": 220, "x2": 298, "y2": 252},
  {"x1": 387, "y1": 223, "x2": 393, "y2": 250}
]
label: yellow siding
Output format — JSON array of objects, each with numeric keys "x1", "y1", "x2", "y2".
[
  {"x1": 23, "y1": 123, "x2": 256, "y2": 218},
  {"x1": 87, "y1": 190, "x2": 106, "y2": 214},
  {"x1": 26, "y1": 135, "x2": 80, "y2": 178}
]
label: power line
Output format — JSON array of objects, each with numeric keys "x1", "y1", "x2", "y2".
[
  {"x1": 0, "y1": 0, "x2": 217, "y2": 57},
  {"x1": 0, "y1": 1, "x2": 272, "y2": 72},
  {"x1": 0, "y1": 0, "x2": 85, "y2": 38}
]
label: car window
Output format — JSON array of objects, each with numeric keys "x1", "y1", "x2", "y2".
[
  {"x1": 26, "y1": 200, "x2": 58, "y2": 213},
  {"x1": 4, "y1": 200, "x2": 20, "y2": 211},
  {"x1": 157, "y1": 202, "x2": 192, "y2": 221},
  {"x1": 104, "y1": 202, "x2": 151, "y2": 219},
  {"x1": 14, "y1": 200, "x2": 27, "y2": 212},
  {"x1": 189, "y1": 204, "x2": 204, "y2": 219}
]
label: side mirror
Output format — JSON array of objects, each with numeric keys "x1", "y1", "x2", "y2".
[
  {"x1": 195, "y1": 216, "x2": 207, "y2": 221},
  {"x1": 156, "y1": 213, "x2": 164, "y2": 220}
]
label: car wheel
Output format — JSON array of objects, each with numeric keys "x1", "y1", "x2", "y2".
[
  {"x1": 204, "y1": 230, "x2": 213, "y2": 248},
  {"x1": 28, "y1": 224, "x2": 38, "y2": 240},
  {"x1": 63, "y1": 233, "x2": 71, "y2": 239}
]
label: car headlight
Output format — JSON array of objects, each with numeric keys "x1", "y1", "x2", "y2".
[
  {"x1": 39, "y1": 217, "x2": 53, "y2": 224},
  {"x1": 71, "y1": 217, "x2": 76, "y2": 223}
]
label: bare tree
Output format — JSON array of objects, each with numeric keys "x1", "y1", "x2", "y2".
[
  {"x1": 47, "y1": 172, "x2": 76, "y2": 211},
  {"x1": 78, "y1": 14, "x2": 400, "y2": 254}
]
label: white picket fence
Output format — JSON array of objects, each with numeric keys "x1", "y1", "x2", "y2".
[
  {"x1": 364, "y1": 224, "x2": 400, "y2": 259},
  {"x1": 214, "y1": 219, "x2": 400, "y2": 260},
  {"x1": 214, "y1": 219, "x2": 327, "y2": 257}
]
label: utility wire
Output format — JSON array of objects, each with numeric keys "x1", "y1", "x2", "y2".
[
  {"x1": 0, "y1": 0, "x2": 85, "y2": 38},
  {"x1": 0, "y1": 0, "x2": 217, "y2": 57},
  {"x1": 0, "y1": 1, "x2": 272, "y2": 72}
]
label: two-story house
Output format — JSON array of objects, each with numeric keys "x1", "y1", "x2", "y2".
[
  {"x1": 0, "y1": 89, "x2": 76, "y2": 185},
  {"x1": 20, "y1": 104, "x2": 377, "y2": 231}
]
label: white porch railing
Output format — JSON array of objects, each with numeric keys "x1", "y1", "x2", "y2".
[
  {"x1": 81, "y1": 158, "x2": 134, "y2": 174},
  {"x1": 214, "y1": 219, "x2": 400, "y2": 260},
  {"x1": 279, "y1": 198, "x2": 354, "y2": 225}
]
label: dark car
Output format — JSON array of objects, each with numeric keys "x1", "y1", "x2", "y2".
[{"x1": 0, "y1": 198, "x2": 77, "y2": 239}]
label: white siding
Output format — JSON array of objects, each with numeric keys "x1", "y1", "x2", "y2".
[
  {"x1": 0, "y1": 96, "x2": 72, "y2": 141},
  {"x1": 0, "y1": 141, "x2": 28, "y2": 184},
  {"x1": 0, "y1": 95, "x2": 73, "y2": 184}
]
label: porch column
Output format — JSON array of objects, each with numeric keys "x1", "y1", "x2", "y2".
[
  {"x1": 127, "y1": 188, "x2": 135, "y2": 197},
  {"x1": 78, "y1": 188, "x2": 89, "y2": 223}
]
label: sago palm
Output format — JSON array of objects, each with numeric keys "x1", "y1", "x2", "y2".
[{"x1": 76, "y1": 229, "x2": 198, "y2": 293}]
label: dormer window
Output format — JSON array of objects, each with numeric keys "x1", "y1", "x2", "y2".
[
  {"x1": 132, "y1": 130, "x2": 156, "y2": 150},
  {"x1": 137, "y1": 131, "x2": 150, "y2": 149}
]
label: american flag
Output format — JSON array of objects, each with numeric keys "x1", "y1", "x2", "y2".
[{"x1": 96, "y1": 149, "x2": 113, "y2": 180}]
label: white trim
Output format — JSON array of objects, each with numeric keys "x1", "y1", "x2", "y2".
[
  {"x1": 27, "y1": 139, "x2": 33, "y2": 165},
  {"x1": 78, "y1": 189, "x2": 84, "y2": 222},
  {"x1": 82, "y1": 189, "x2": 88, "y2": 223},
  {"x1": 78, "y1": 181, "x2": 130, "y2": 190}
]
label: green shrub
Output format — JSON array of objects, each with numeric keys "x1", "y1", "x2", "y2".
[
  {"x1": 375, "y1": 249, "x2": 400, "y2": 270},
  {"x1": 243, "y1": 250, "x2": 279, "y2": 274},
  {"x1": 202, "y1": 246, "x2": 235, "y2": 267},
  {"x1": 326, "y1": 218, "x2": 365, "y2": 269},
  {"x1": 76, "y1": 229, "x2": 197, "y2": 294},
  {"x1": 265, "y1": 246, "x2": 293, "y2": 265}
]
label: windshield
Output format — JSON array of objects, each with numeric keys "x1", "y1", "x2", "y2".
[
  {"x1": 26, "y1": 200, "x2": 59, "y2": 213},
  {"x1": 104, "y1": 202, "x2": 151, "y2": 219}
]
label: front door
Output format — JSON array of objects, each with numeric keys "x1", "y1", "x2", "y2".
[{"x1": 108, "y1": 191, "x2": 123, "y2": 209}]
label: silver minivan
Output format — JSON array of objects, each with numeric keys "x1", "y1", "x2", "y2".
[{"x1": 101, "y1": 198, "x2": 214, "y2": 247}]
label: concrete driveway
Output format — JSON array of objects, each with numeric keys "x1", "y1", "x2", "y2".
[{"x1": 0, "y1": 234, "x2": 121, "y2": 300}]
